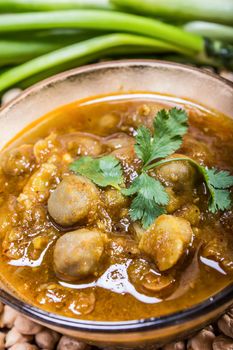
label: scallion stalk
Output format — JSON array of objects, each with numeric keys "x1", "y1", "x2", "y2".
[
  {"x1": 0, "y1": 40, "x2": 66, "y2": 66},
  {"x1": 0, "y1": 0, "x2": 112, "y2": 12},
  {"x1": 0, "y1": 10, "x2": 203, "y2": 53},
  {"x1": 111, "y1": 0, "x2": 233, "y2": 25},
  {"x1": 183, "y1": 22, "x2": 233, "y2": 44},
  {"x1": 0, "y1": 31, "x2": 97, "y2": 66}
]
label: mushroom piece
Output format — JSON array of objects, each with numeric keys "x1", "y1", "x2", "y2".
[
  {"x1": 48, "y1": 175, "x2": 99, "y2": 227},
  {"x1": 139, "y1": 214, "x2": 193, "y2": 271},
  {"x1": 53, "y1": 229, "x2": 107, "y2": 281}
]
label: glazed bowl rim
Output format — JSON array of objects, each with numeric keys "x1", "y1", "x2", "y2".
[{"x1": 0, "y1": 59, "x2": 232, "y2": 333}]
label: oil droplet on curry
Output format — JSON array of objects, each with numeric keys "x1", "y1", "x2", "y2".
[{"x1": 0, "y1": 93, "x2": 232, "y2": 321}]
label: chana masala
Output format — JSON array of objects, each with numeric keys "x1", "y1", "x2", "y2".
[{"x1": 0, "y1": 93, "x2": 232, "y2": 321}]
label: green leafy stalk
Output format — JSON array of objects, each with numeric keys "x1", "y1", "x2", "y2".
[
  {"x1": 0, "y1": 0, "x2": 112, "y2": 12},
  {"x1": 111, "y1": 0, "x2": 233, "y2": 25},
  {"x1": 0, "y1": 10, "x2": 203, "y2": 53},
  {"x1": 0, "y1": 31, "x2": 99, "y2": 66},
  {"x1": 0, "y1": 33, "x2": 191, "y2": 92},
  {"x1": 69, "y1": 155, "x2": 124, "y2": 190},
  {"x1": 0, "y1": 10, "x2": 232, "y2": 68},
  {"x1": 0, "y1": 40, "x2": 71, "y2": 66},
  {"x1": 183, "y1": 22, "x2": 233, "y2": 44}
]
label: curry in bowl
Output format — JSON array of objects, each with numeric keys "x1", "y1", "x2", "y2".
[{"x1": 0, "y1": 92, "x2": 232, "y2": 322}]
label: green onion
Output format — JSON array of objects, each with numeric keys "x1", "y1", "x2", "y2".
[
  {"x1": 0, "y1": 31, "x2": 98, "y2": 66},
  {"x1": 0, "y1": 0, "x2": 112, "y2": 12},
  {"x1": 183, "y1": 22, "x2": 233, "y2": 44},
  {"x1": 0, "y1": 10, "x2": 203, "y2": 53},
  {"x1": 0, "y1": 33, "x2": 192, "y2": 92},
  {"x1": 111, "y1": 0, "x2": 233, "y2": 25},
  {"x1": 0, "y1": 40, "x2": 67, "y2": 66}
]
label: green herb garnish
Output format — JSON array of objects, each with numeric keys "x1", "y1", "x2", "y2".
[
  {"x1": 122, "y1": 173, "x2": 168, "y2": 229},
  {"x1": 135, "y1": 108, "x2": 188, "y2": 166},
  {"x1": 69, "y1": 155, "x2": 123, "y2": 190},
  {"x1": 70, "y1": 107, "x2": 233, "y2": 229}
]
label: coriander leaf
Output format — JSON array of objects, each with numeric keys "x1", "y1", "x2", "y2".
[
  {"x1": 191, "y1": 162, "x2": 233, "y2": 212},
  {"x1": 204, "y1": 168, "x2": 233, "y2": 212},
  {"x1": 69, "y1": 155, "x2": 123, "y2": 190},
  {"x1": 148, "y1": 107, "x2": 188, "y2": 164},
  {"x1": 130, "y1": 194, "x2": 165, "y2": 229},
  {"x1": 207, "y1": 168, "x2": 233, "y2": 189},
  {"x1": 123, "y1": 173, "x2": 169, "y2": 229},
  {"x1": 135, "y1": 126, "x2": 152, "y2": 164},
  {"x1": 209, "y1": 187, "x2": 232, "y2": 213},
  {"x1": 135, "y1": 107, "x2": 188, "y2": 168}
]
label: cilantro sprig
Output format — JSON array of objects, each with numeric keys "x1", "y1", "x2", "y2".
[
  {"x1": 69, "y1": 155, "x2": 123, "y2": 190},
  {"x1": 123, "y1": 107, "x2": 190, "y2": 227},
  {"x1": 191, "y1": 161, "x2": 233, "y2": 213},
  {"x1": 122, "y1": 173, "x2": 169, "y2": 228},
  {"x1": 69, "y1": 107, "x2": 233, "y2": 229},
  {"x1": 135, "y1": 108, "x2": 188, "y2": 166}
]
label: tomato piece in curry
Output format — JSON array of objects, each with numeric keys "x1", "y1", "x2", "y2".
[{"x1": 0, "y1": 93, "x2": 232, "y2": 321}]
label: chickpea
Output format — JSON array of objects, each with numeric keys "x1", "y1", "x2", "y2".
[
  {"x1": 0, "y1": 145, "x2": 35, "y2": 176},
  {"x1": 53, "y1": 229, "x2": 107, "y2": 281},
  {"x1": 104, "y1": 133, "x2": 135, "y2": 150},
  {"x1": 104, "y1": 188, "x2": 129, "y2": 217},
  {"x1": 59, "y1": 132, "x2": 103, "y2": 157},
  {"x1": 155, "y1": 154, "x2": 197, "y2": 213},
  {"x1": 175, "y1": 204, "x2": 201, "y2": 226},
  {"x1": 139, "y1": 214, "x2": 193, "y2": 271},
  {"x1": 156, "y1": 154, "x2": 196, "y2": 189},
  {"x1": 48, "y1": 175, "x2": 99, "y2": 227}
]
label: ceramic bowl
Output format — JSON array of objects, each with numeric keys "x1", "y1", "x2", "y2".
[{"x1": 0, "y1": 60, "x2": 233, "y2": 349}]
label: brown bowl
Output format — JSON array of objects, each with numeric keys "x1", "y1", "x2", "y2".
[{"x1": 0, "y1": 60, "x2": 233, "y2": 349}]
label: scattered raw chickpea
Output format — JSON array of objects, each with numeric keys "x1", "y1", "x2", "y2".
[
  {"x1": 187, "y1": 328, "x2": 215, "y2": 350},
  {"x1": 218, "y1": 313, "x2": 233, "y2": 338},
  {"x1": 14, "y1": 315, "x2": 43, "y2": 335},
  {"x1": 57, "y1": 336, "x2": 89, "y2": 350},
  {"x1": 35, "y1": 329, "x2": 60, "y2": 349},
  {"x1": 0, "y1": 305, "x2": 19, "y2": 328},
  {"x1": 213, "y1": 335, "x2": 233, "y2": 350},
  {"x1": 5, "y1": 327, "x2": 33, "y2": 347}
]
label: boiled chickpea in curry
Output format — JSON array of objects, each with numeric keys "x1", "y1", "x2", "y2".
[{"x1": 0, "y1": 93, "x2": 232, "y2": 321}]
